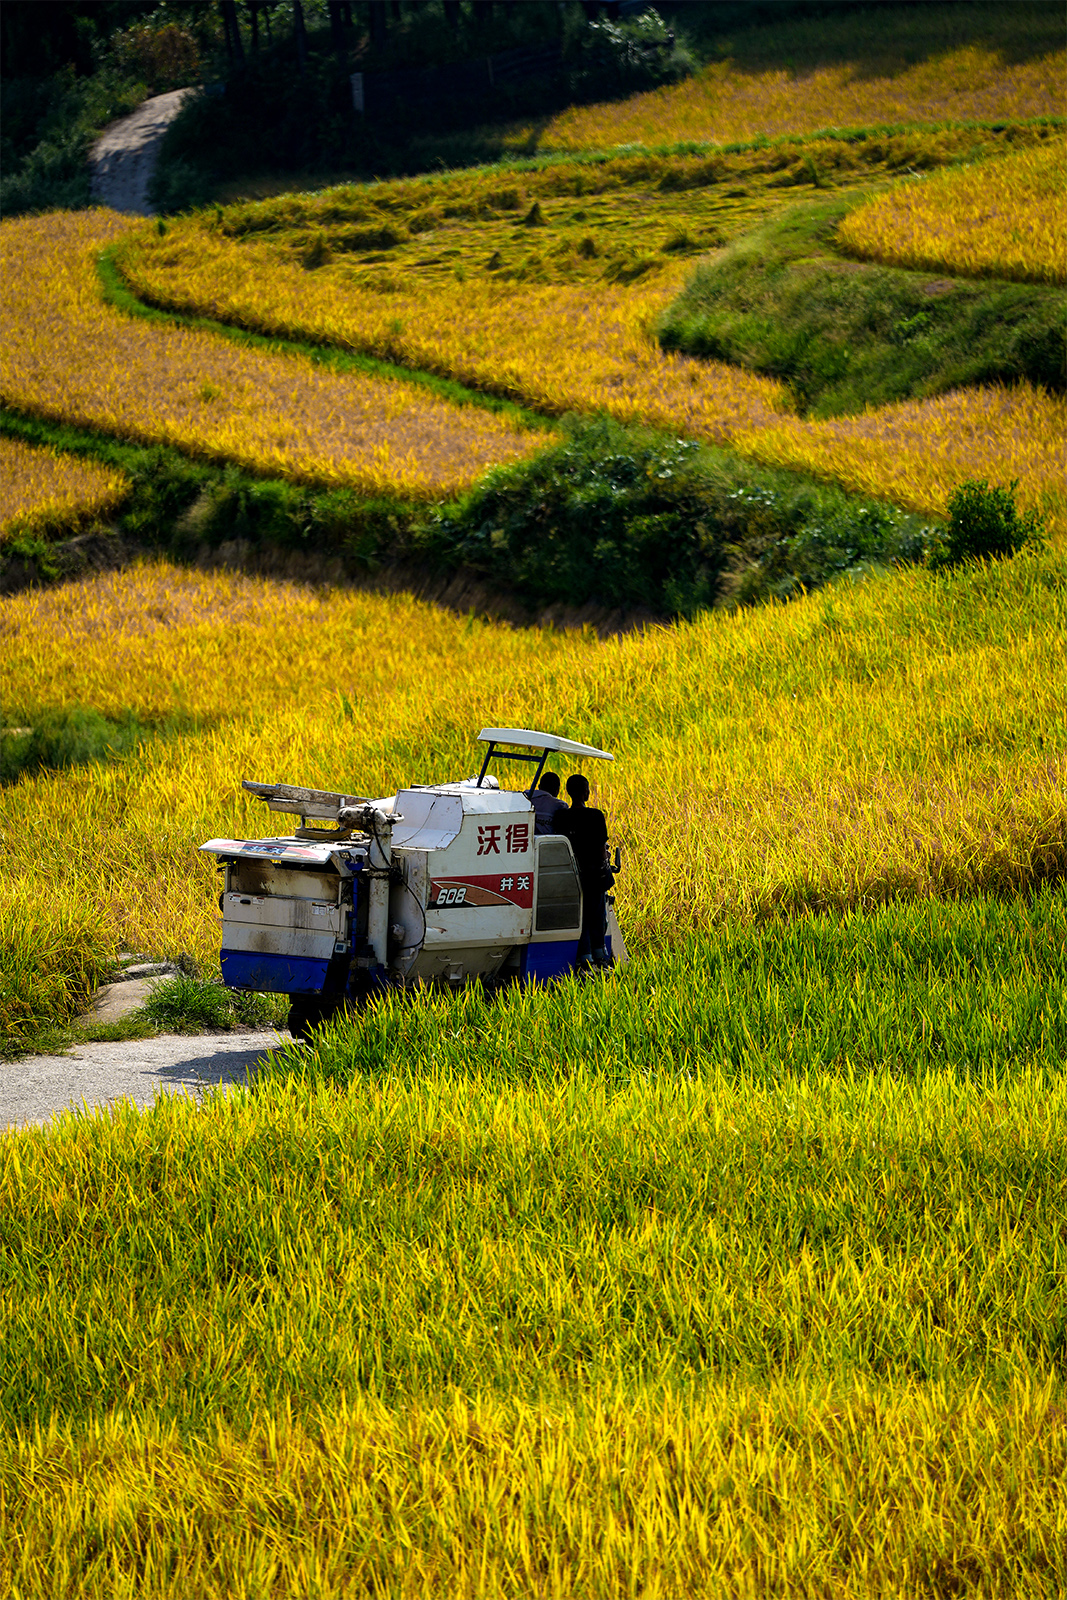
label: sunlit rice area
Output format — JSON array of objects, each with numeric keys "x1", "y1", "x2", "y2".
[
  {"x1": 3, "y1": 555, "x2": 1064, "y2": 1038},
  {"x1": 0, "y1": 434, "x2": 129, "y2": 541},
  {"x1": 0, "y1": 211, "x2": 554, "y2": 498},
  {"x1": 540, "y1": 40, "x2": 1066, "y2": 152},
  {"x1": 116, "y1": 185, "x2": 791, "y2": 445},
  {"x1": 736, "y1": 380, "x2": 1067, "y2": 542},
  {"x1": 837, "y1": 134, "x2": 1067, "y2": 285},
  {"x1": 2, "y1": 1048, "x2": 1066, "y2": 1595}
]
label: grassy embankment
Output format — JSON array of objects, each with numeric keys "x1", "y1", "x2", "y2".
[{"x1": 659, "y1": 144, "x2": 1066, "y2": 417}]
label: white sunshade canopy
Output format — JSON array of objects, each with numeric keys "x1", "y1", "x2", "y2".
[{"x1": 478, "y1": 727, "x2": 614, "y2": 760}]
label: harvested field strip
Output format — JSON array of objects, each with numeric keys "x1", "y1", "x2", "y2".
[
  {"x1": 2, "y1": 552, "x2": 1063, "y2": 1035},
  {"x1": 540, "y1": 41, "x2": 1066, "y2": 152},
  {"x1": 838, "y1": 134, "x2": 1067, "y2": 285},
  {"x1": 736, "y1": 381, "x2": 1067, "y2": 544},
  {"x1": 0, "y1": 435, "x2": 129, "y2": 541},
  {"x1": 0, "y1": 212, "x2": 554, "y2": 500}
]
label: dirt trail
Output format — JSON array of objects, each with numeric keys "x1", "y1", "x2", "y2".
[
  {"x1": 90, "y1": 88, "x2": 197, "y2": 215},
  {"x1": 2, "y1": 1032, "x2": 287, "y2": 1134}
]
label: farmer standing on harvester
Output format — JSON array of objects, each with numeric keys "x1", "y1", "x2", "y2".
[{"x1": 554, "y1": 773, "x2": 611, "y2": 970}]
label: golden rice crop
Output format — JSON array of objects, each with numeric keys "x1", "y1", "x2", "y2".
[
  {"x1": 541, "y1": 42, "x2": 1066, "y2": 153},
  {"x1": 2, "y1": 550, "x2": 1063, "y2": 1034},
  {"x1": 118, "y1": 218, "x2": 789, "y2": 448},
  {"x1": 2, "y1": 1266, "x2": 1064, "y2": 1597},
  {"x1": 0, "y1": 435, "x2": 129, "y2": 542},
  {"x1": 0, "y1": 211, "x2": 553, "y2": 500},
  {"x1": 837, "y1": 135, "x2": 1067, "y2": 285},
  {"x1": 736, "y1": 380, "x2": 1067, "y2": 543}
]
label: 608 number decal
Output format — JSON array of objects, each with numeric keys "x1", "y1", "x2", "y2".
[{"x1": 435, "y1": 885, "x2": 467, "y2": 906}]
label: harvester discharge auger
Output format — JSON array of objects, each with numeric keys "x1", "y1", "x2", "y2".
[{"x1": 201, "y1": 728, "x2": 626, "y2": 1037}]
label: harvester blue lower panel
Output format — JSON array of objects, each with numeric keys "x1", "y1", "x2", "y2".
[
  {"x1": 522, "y1": 939, "x2": 579, "y2": 985},
  {"x1": 221, "y1": 949, "x2": 330, "y2": 994}
]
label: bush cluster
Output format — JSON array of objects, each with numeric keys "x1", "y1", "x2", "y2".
[
  {"x1": 417, "y1": 416, "x2": 933, "y2": 614},
  {"x1": 0, "y1": 66, "x2": 147, "y2": 216},
  {"x1": 929, "y1": 478, "x2": 1048, "y2": 571}
]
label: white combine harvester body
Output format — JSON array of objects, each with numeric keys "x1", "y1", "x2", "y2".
[{"x1": 200, "y1": 729, "x2": 625, "y2": 1030}]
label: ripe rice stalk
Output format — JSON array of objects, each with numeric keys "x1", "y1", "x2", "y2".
[
  {"x1": 540, "y1": 42, "x2": 1066, "y2": 153},
  {"x1": 837, "y1": 135, "x2": 1067, "y2": 285},
  {"x1": 0, "y1": 435, "x2": 129, "y2": 542},
  {"x1": 734, "y1": 380, "x2": 1066, "y2": 544},
  {"x1": 117, "y1": 219, "x2": 790, "y2": 448},
  {"x1": 0, "y1": 212, "x2": 554, "y2": 500},
  {"x1": 0, "y1": 1046, "x2": 1065, "y2": 1593}
]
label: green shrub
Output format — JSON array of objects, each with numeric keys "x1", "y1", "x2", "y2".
[
  {"x1": 928, "y1": 479, "x2": 1048, "y2": 571},
  {"x1": 0, "y1": 67, "x2": 148, "y2": 217},
  {"x1": 417, "y1": 416, "x2": 933, "y2": 614}
]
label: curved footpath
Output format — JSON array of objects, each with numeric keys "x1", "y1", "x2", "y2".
[
  {"x1": 2, "y1": 1032, "x2": 286, "y2": 1134},
  {"x1": 90, "y1": 87, "x2": 196, "y2": 215}
]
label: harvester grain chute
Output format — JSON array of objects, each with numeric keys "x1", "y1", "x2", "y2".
[{"x1": 200, "y1": 728, "x2": 626, "y2": 1036}]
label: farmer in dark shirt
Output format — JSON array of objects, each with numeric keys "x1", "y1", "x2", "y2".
[
  {"x1": 554, "y1": 773, "x2": 610, "y2": 967},
  {"x1": 527, "y1": 770, "x2": 567, "y2": 835}
]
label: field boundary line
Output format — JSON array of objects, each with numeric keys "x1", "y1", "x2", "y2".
[{"x1": 96, "y1": 247, "x2": 551, "y2": 434}]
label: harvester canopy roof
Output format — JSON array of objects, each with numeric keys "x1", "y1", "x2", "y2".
[{"x1": 477, "y1": 728, "x2": 614, "y2": 760}]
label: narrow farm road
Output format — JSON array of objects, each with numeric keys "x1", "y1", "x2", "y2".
[
  {"x1": 90, "y1": 88, "x2": 197, "y2": 215},
  {"x1": 1, "y1": 1031, "x2": 286, "y2": 1134}
]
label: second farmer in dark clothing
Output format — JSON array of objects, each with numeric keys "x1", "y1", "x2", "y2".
[
  {"x1": 554, "y1": 773, "x2": 609, "y2": 967},
  {"x1": 528, "y1": 770, "x2": 568, "y2": 835}
]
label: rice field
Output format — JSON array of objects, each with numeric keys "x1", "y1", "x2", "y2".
[
  {"x1": 3, "y1": 550, "x2": 1064, "y2": 1039},
  {"x1": 0, "y1": 435, "x2": 129, "y2": 542},
  {"x1": 0, "y1": 211, "x2": 553, "y2": 500},
  {"x1": 2, "y1": 926, "x2": 1066, "y2": 1595},
  {"x1": 117, "y1": 152, "x2": 801, "y2": 446},
  {"x1": 540, "y1": 41, "x2": 1066, "y2": 153},
  {"x1": 4, "y1": 10, "x2": 1066, "y2": 1587},
  {"x1": 838, "y1": 134, "x2": 1067, "y2": 285},
  {"x1": 737, "y1": 380, "x2": 1067, "y2": 544},
  {"x1": 111, "y1": 124, "x2": 1065, "y2": 518}
]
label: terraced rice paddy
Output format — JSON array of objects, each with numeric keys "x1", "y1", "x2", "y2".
[
  {"x1": 114, "y1": 124, "x2": 1065, "y2": 527},
  {"x1": 0, "y1": 211, "x2": 553, "y2": 499},
  {"x1": 118, "y1": 150, "x2": 805, "y2": 444},
  {"x1": 3, "y1": 553, "x2": 1064, "y2": 1036},
  {"x1": 540, "y1": 40, "x2": 1065, "y2": 152},
  {"x1": 737, "y1": 380, "x2": 1067, "y2": 542},
  {"x1": 838, "y1": 133, "x2": 1067, "y2": 285},
  {"x1": 0, "y1": 435, "x2": 130, "y2": 541}
]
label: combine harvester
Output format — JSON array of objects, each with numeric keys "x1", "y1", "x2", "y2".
[{"x1": 201, "y1": 728, "x2": 626, "y2": 1036}]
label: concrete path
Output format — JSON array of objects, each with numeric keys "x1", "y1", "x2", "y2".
[
  {"x1": 90, "y1": 87, "x2": 198, "y2": 215},
  {"x1": 2, "y1": 1031, "x2": 288, "y2": 1135}
]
